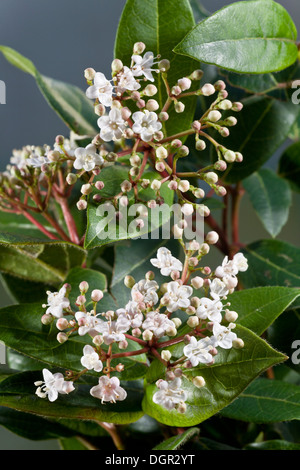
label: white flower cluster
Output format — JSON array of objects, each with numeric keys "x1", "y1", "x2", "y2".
[{"x1": 37, "y1": 247, "x2": 247, "y2": 413}]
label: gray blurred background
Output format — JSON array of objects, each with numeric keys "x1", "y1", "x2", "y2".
[{"x1": 0, "y1": 0, "x2": 299, "y2": 449}]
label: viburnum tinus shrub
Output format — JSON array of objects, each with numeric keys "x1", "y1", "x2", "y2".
[{"x1": 0, "y1": 0, "x2": 300, "y2": 452}]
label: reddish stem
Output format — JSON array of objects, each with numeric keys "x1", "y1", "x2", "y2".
[{"x1": 22, "y1": 211, "x2": 59, "y2": 240}]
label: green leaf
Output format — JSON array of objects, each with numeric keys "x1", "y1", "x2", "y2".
[
  {"x1": 244, "y1": 440, "x2": 300, "y2": 450},
  {"x1": 142, "y1": 325, "x2": 286, "y2": 426},
  {"x1": 0, "y1": 303, "x2": 148, "y2": 381},
  {"x1": 0, "y1": 273, "x2": 52, "y2": 304},
  {"x1": 243, "y1": 168, "x2": 292, "y2": 237},
  {"x1": 84, "y1": 166, "x2": 174, "y2": 249},
  {"x1": 221, "y1": 378, "x2": 300, "y2": 423},
  {"x1": 227, "y1": 286, "x2": 300, "y2": 336},
  {"x1": 0, "y1": 234, "x2": 86, "y2": 285},
  {"x1": 278, "y1": 141, "x2": 300, "y2": 193},
  {"x1": 0, "y1": 406, "x2": 74, "y2": 441},
  {"x1": 59, "y1": 438, "x2": 90, "y2": 450},
  {"x1": 220, "y1": 96, "x2": 299, "y2": 183},
  {"x1": 174, "y1": 0, "x2": 298, "y2": 74},
  {"x1": 153, "y1": 427, "x2": 199, "y2": 450},
  {"x1": 114, "y1": 0, "x2": 200, "y2": 137},
  {"x1": 0, "y1": 46, "x2": 98, "y2": 136},
  {"x1": 240, "y1": 239, "x2": 300, "y2": 289},
  {"x1": 0, "y1": 371, "x2": 144, "y2": 425},
  {"x1": 268, "y1": 308, "x2": 300, "y2": 373}
]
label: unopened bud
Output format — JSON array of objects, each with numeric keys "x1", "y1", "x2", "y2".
[
  {"x1": 191, "y1": 276, "x2": 204, "y2": 289},
  {"x1": 121, "y1": 107, "x2": 132, "y2": 120},
  {"x1": 232, "y1": 338, "x2": 245, "y2": 349},
  {"x1": 187, "y1": 316, "x2": 199, "y2": 328},
  {"x1": 207, "y1": 110, "x2": 222, "y2": 122},
  {"x1": 193, "y1": 376, "x2": 206, "y2": 388},
  {"x1": 94, "y1": 103, "x2": 106, "y2": 116},
  {"x1": 232, "y1": 102, "x2": 243, "y2": 112},
  {"x1": 175, "y1": 101, "x2": 185, "y2": 113},
  {"x1": 205, "y1": 231, "x2": 219, "y2": 245},
  {"x1": 76, "y1": 199, "x2": 87, "y2": 211},
  {"x1": 121, "y1": 180, "x2": 132, "y2": 192},
  {"x1": 146, "y1": 99, "x2": 159, "y2": 111},
  {"x1": 119, "y1": 340, "x2": 129, "y2": 350},
  {"x1": 178, "y1": 179, "x2": 190, "y2": 192},
  {"x1": 56, "y1": 318, "x2": 69, "y2": 331},
  {"x1": 159, "y1": 111, "x2": 169, "y2": 121},
  {"x1": 218, "y1": 99, "x2": 232, "y2": 110},
  {"x1": 161, "y1": 350, "x2": 172, "y2": 362},
  {"x1": 133, "y1": 42, "x2": 146, "y2": 54},
  {"x1": 142, "y1": 329, "x2": 153, "y2": 341},
  {"x1": 225, "y1": 310, "x2": 239, "y2": 322},
  {"x1": 205, "y1": 172, "x2": 218, "y2": 184},
  {"x1": 91, "y1": 289, "x2": 103, "y2": 302},
  {"x1": 178, "y1": 77, "x2": 192, "y2": 91},
  {"x1": 190, "y1": 69, "x2": 203, "y2": 80},
  {"x1": 223, "y1": 150, "x2": 236, "y2": 163},
  {"x1": 144, "y1": 84, "x2": 158, "y2": 96},
  {"x1": 79, "y1": 281, "x2": 89, "y2": 293},
  {"x1": 158, "y1": 59, "x2": 170, "y2": 72},
  {"x1": 156, "y1": 146, "x2": 168, "y2": 160},
  {"x1": 66, "y1": 173, "x2": 77, "y2": 185},
  {"x1": 81, "y1": 183, "x2": 92, "y2": 195},
  {"x1": 201, "y1": 83, "x2": 215, "y2": 96},
  {"x1": 111, "y1": 58, "x2": 123, "y2": 74},
  {"x1": 41, "y1": 313, "x2": 53, "y2": 325},
  {"x1": 214, "y1": 160, "x2": 227, "y2": 172},
  {"x1": 84, "y1": 67, "x2": 96, "y2": 81},
  {"x1": 57, "y1": 332, "x2": 68, "y2": 344},
  {"x1": 124, "y1": 275, "x2": 135, "y2": 289},
  {"x1": 195, "y1": 139, "x2": 206, "y2": 151}
]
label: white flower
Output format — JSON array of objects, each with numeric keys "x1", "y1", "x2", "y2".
[
  {"x1": 75, "y1": 311, "x2": 103, "y2": 337},
  {"x1": 54, "y1": 138, "x2": 77, "y2": 158},
  {"x1": 97, "y1": 108, "x2": 127, "y2": 142},
  {"x1": 150, "y1": 247, "x2": 183, "y2": 276},
  {"x1": 116, "y1": 300, "x2": 144, "y2": 329},
  {"x1": 26, "y1": 154, "x2": 50, "y2": 168},
  {"x1": 210, "y1": 278, "x2": 229, "y2": 301},
  {"x1": 80, "y1": 345, "x2": 103, "y2": 372},
  {"x1": 95, "y1": 318, "x2": 129, "y2": 345},
  {"x1": 43, "y1": 285, "x2": 70, "y2": 318},
  {"x1": 212, "y1": 322, "x2": 237, "y2": 349},
  {"x1": 153, "y1": 378, "x2": 187, "y2": 411},
  {"x1": 196, "y1": 297, "x2": 223, "y2": 323},
  {"x1": 215, "y1": 253, "x2": 248, "y2": 289},
  {"x1": 165, "y1": 281, "x2": 193, "y2": 312},
  {"x1": 131, "y1": 51, "x2": 158, "y2": 82},
  {"x1": 86, "y1": 72, "x2": 113, "y2": 107},
  {"x1": 183, "y1": 336, "x2": 217, "y2": 367},
  {"x1": 116, "y1": 66, "x2": 141, "y2": 93},
  {"x1": 10, "y1": 148, "x2": 28, "y2": 169},
  {"x1": 132, "y1": 110, "x2": 162, "y2": 142},
  {"x1": 233, "y1": 253, "x2": 248, "y2": 272},
  {"x1": 34, "y1": 368, "x2": 74, "y2": 402},
  {"x1": 142, "y1": 311, "x2": 174, "y2": 338},
  {"x1": 131, "y1": 279, "x2": 159, "y2": 305},
  {"x1": 90, "y1": 376, "x2": 127, "y2": 403},
  {"x1": 73, "y1": 144, "x2": 103, "y2": 172}
]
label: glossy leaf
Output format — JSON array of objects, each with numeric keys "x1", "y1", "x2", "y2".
[
  {"x1": 174, "y1": 0, "x2": 298, "y2": 74},
  {"x1": 220, "y1": 95, "x2": 299, "y2": 183},
  {"x1": 153, "y1": 427, "x2": 199, "y2": 450},
  {"x1": 245, "y1": 440, "x2": 300, "y2": 450},
  {"x1": 0, "y1": 46, "x2": 98, "y2": 136},
  {"x1": 268, "y1": 308, "x2": 300, "y2": 373},
  {"x1": 227, "y1": 286, "x2": 300, "y2": 336},
  {"x1": 0, "y1": 371, "x2": 144, "y2": 425},
  {"x1": 0, "y1": 234, "x2": 86, "y2": 285},
  {"x1": 243, "y1": 168, "x2": 292, "y2": 237},
  {"x1": 278, "y1": 141, "x2": 300, "y2": 193},
  {"x1": 114, "y1": 0, "x2": 200, "y2": 137},
  {"x1": 221, "y1": 378, "x2": 300, "y2": 423},
  {"x1": 0, "y1": 406, "x2": 73, "y2": 441},
  {"x1": 85, "y1": 166, "x2": 174, "y2": 249},
  {"x1": 239, "y1": 240, "x2": 300, "y2": 289},
  {"x1": 143, "y1": 325, "x2": 286, "y2": 426}
]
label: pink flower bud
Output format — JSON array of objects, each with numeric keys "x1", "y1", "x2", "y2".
[{"x1": 91, "y1": 289, "x2": 103, "y2": 302}]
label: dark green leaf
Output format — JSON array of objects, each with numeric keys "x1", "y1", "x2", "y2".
[
  {"x1": 243, "y1": 168, "x2": 292, "y2": 237},
  {"x1": 0, "y1": 46, "x2": 98, "y2": 136},
  {"x1": 114, "y1": 0, "x2": 200, "y2": 137},
  {"x1": 240, "y1": 239, "x2": 300, "y2": 289},
  {"x1": 0, "y1": 406, "x2": 74, "y2": 441},
  {"x1": 221, "y1": 96, "x2": 299, "y2": 183},
  {"x1": 245, "y1": 440, "x2": 300, "y2": 450},
  {"x1": 174, "y1": 0, "x2": 298, "y2": 74},
  {"x1": 228, "y1": 286, "x2": 300, "y2": 336},
  {"x1": 278, "y1": 141, "x2": 300, "y2": 193},
  {"x1": 0, "y1": 234, "x2": 86, "y2": 285},
  {"x1": 222, "y1": 378, "x2": 300, "y2": 423},
  {"x1": 153, "y1": 427, "x2": 199, "y2": 450}
]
